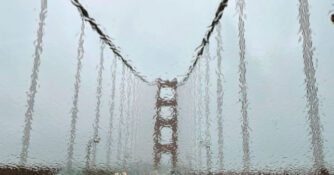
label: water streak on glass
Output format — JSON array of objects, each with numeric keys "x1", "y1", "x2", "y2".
[
  {"x1": 195, "y1": 61, "x2": 204, "y2": 172},
  {"x1": 189, "y1": 68, "x2": 198, "y2": 173},
  {"x1": 106, "y1": 55, "x2": 118, "y2": 168},
  {"x1": 236, "y1": 0, "x2": 251, "y2": 172},
  {"x1": 298, "y1": 0, "x2": 326, "y2": 173},
  {"x1": 204, "y1": 46, "x2": 213, "y2": 172},
  {"x1": 215, "y1": 22, "x2": 224, "y2": 172},
  {"x1": 129, "y1": 77, "x2": 138, "y2": 164},
  {"x1": 20, "y1": 0, "x2": 48, "y2": 165},
  {"x1": 123, "y1": 71, "x2": 133, "y2": 169},
  {"x1": 90, "y1": 42, "x2": 105, "y2": 168},
  {"x1": 66, "y1": 20, "x2": 85, "y2": 170},
  {"x1": 117, "y1": 64, "x2": 126, "y2": 169}
]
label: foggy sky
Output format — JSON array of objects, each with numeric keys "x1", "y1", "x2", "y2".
[{"x1": 0, "y1": 0, "x2": 334, "y2": 172}]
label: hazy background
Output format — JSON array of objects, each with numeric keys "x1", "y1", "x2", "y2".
[{"x1": 0, "y1": 0, "x2": 333, "y2": 172}]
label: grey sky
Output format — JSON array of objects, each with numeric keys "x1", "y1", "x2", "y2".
[{"x1": 0, "y1": 0, "x2": 334, "y2": 172}]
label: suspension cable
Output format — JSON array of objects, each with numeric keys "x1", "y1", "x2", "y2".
[
  {"x1": 71, "y1": 0, "x2": 152, "y2": 84},
  {"x1": 178, "y1": 0, "x2": 229, "y2": 85},
  {"x1": 71, "y1": 0, "x2": 229, "y2": 86}
]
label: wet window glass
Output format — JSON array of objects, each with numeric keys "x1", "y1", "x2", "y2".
[{"x1": 0, "y1": 0, "x2": 333, "y2": 174}]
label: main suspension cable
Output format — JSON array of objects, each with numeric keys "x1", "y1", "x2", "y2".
[
  {"x1": 179, "y1": 0, "x2": 229, "y2": 85},
  {"x1": 71, "y1": 0, "x2": 152, "y2": 84},
  {"x1": 71, "y1": 0, "x2": 229, "y2": 86}
]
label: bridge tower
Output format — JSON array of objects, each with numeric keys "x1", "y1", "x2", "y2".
[{"x1": 153, "y1": 79, "x2": 178, "y2": 170}]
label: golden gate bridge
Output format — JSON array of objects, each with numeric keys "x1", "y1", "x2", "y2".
[{"x1": 0, "y1": 0, "x2": 331, "y2": 174}]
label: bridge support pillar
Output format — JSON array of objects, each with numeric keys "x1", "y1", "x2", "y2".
[{"x1": 153, "y1": 79, "x2": 178, "y2": 170}]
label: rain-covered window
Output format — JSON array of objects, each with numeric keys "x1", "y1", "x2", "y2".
[{"x1": 0, "y1": 0, "x2": 334, "y2": 174}]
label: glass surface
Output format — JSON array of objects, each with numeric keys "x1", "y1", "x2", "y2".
[{"x1": 0, "y1": 0, "x2": 333, "y2": 174}]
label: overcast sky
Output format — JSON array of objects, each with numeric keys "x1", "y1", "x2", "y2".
[{"x1": 0, "y1": 0, "x2": 334, "y2": 172}]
